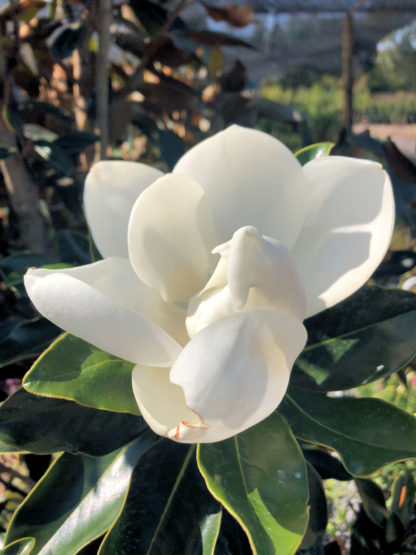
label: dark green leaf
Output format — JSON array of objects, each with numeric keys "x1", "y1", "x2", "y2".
[
  {"x1": 350, "y1": 507, "x2": 381, "y2": 555},
  {"x1": 390, "y1": 470, "x2": 415, "y2": 529},
  {"x1": 385, "y1": 512, "x2": 404, "y2": 545},
  {"x1": 355, "y1": 479, "x2": 388, "y2": 527},
  {"x1": 55, "y1": 131, "x2": 99, "y2": 154},
  {"x1": 323, "y1": 541, "x2": 342, "y2": 555},
  {"x1": 300, "y1": 462, "x2": 327, "y2": 550},
  {"x1": 23, "y1": 333, "x2": 138, "y2": 415},
  {"x1": 198, "y1": 412, "x2": 309, "y2": 555},
  {"x1": 302, "y1": 447, "x2": 352, "y2": 481},
  {"x1": 0, "y1": 145, "x2": 17, "y2": 160},
  {"x1": 57, "y1": 230, "x2": 92, "y2": 265},
  {"x1": 34, "y1": 141, "x2": 73, "y2": 174},
  {"x1": 4, "y1": 434, "x2": 158, "y2": 555},
  {"x1": 48, "y1": 23, "x2": 84, "y2": 60},
  {"x1": 0, "y1": 538, "x2": 35, "y2": 555},
  {"x1": 214, "y1": 510, "x2": 252, "y2": 555},
  {"x1": 100, "y1": 441, "x2": 221, "y2": 555},
  {"x1": 0, "y1": 318, "x2": 60, "y2": 369},
  {"x1": 280, "y1": 387, "x2": 416, "y2": 476},
  {"x1": 294, "y1": 142, "x2": 334, "y2": 165},
  {"x1": 373, "y1": 250, "x2": 416, "y2": 279},
  {"x1": 0, "y1": 388, "x2": 145, "y2": 456},
  {"x1": 292, "y1": 286, "x2": 416, "y2": 391},
  {"x1": 0, "y1": 252, "x2": 58, "y2": 287},
  {"x1": 202, "y1": 511, "x2": 222, "y2": 555}
]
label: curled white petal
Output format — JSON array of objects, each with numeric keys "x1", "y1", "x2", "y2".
[
  {"x1": 292, "y1": 156, "x2": 395, "y2": 316},
  {"x1": 174, "y1": 125, "x2": 310, "y2": 249},
  {"x1": 24, "y1": 259, "x2": 182, "y2": 366},
  {"x1": 128, "y1": 173, "x2": 216, "y2": 301},
  {"x1": 167, "y1": 310, "x2": 306, "y2": 443},
  {"x1": 131, "y1": 366, "x2": 203, "y2": 439},
  {"x1": 84, "y1": 161, "x2": 163, "y2": 258}
]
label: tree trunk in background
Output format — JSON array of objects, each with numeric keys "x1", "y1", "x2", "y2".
[
  {"x1": 96, "y1": 0, "x2": 112, "y2": 160},
  {"x1": 342, "y1": 12, "x2": 354, "y2": 132}
]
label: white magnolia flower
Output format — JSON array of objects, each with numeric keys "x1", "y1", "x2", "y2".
[{"x1": 24, "y1": 126, "x2": 394, "y2": 443}]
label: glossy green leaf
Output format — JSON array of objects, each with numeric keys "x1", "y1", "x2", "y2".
[
  {"x1": 198, "y1": 412, "x2": 309, "y2": 555},
  {"x1": 202, "y1": 510, "x2": 222, "y2": 555},
  {"x1": 0, "y1": 318, "x2": 59, "y2": 369},
  {"x1": 300, "y1": 463, "x2": 327, "y2": 550},
  {"x1": 280, "y1": 387, "x2": 416, "y2": 476},
  {"x1": 23, "y1": 334, "x2": 139, "y2": 415},
  {"x1": 0, "y1": 538, "x2": 35, "y2": 555},
  {"x1": 100, "y1": 441, "x2": 221, "y2": 555},
  {"x1": 5, "y1": 434, "x2": 158, "y2": 555},
  {"x1": 0, "y1": 388, "x2": 145, "y2": 456},
  {"x1": 390, "y1": 470, "x2": 415, "y2": 529},
  {"x1": 292, "y1": 286, "x2": 416, "y2": 391},
  {"x1": 294, "y1": 142, "x2": 334, "y2": 165},
  {"x1": 355, "y1": 478, "x2": 388, "y2": 528}
]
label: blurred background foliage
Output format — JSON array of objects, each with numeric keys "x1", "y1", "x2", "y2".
[{"x1": 0, "y1": 0, "x2": 415, "y2": 554}]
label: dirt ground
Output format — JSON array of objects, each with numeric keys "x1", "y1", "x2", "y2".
[{"x1": 353, "y1": 123, "x2": 416, "y2": 162}]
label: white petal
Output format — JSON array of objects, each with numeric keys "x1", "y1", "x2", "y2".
[
  {"x1": 187, "y1": 226, "x2": 306, "y2": 337},
  {"x1": 132, "y1": 366, "x2": 202, "y2": 438},
  {"x1": 174, "y1": 125, "x2": 310, "y2": 248},
  {"x1": 24, "y1": 260, "x2": 182, "y2": 366},
  {"x1": 292, "y1": 156, "x2": 395, "y2": 316},
  {"x1": 169, "y1": 310, "x2": 307, "y2": 443},
  {"x1": 84, "y1": 161, "x2": 163, "y2": 258},
  {"x1": 128, "y1": 173, "x2": 216, "y2": 301},
  {"x1": 218, "y1": 226, "x2": 306, "y2": 317}
]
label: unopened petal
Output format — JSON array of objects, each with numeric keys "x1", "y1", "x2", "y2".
[
  {"x1": 128, "y1": 173, "x2": 215, "y2": 301},
  {"x1": 187, "y1": 226, "x2": 306, "y2": 337},
  {"x1": 220, "y1": 226, "x2": 306, "y2": 318},
  {"x1": 84, "y1": 161, "x2": 163, "y2": 258},
  {"x1": 174, "y1": 125, "x2": 310, "y2": 248},
  {"x1": 24, "y1": 261, "x2": 182, "y2": 366},
  {"x1": 170, "y1": 310, "x2": 307, "y2": 443},
  {"x1": 292, "y1": 156, "x2": 395, "y2": 316}
]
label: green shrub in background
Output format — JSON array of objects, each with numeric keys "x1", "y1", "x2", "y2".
[{"x1": 261, "y1": 75, "x2": 416, "y2": 146}]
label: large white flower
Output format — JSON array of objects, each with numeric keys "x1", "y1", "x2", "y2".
[{"x1": 24, "y1": 125, "x2": 394, "y2": 443}]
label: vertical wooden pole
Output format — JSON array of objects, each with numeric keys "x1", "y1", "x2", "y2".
[
  {"x1": 342, "y1": 12, "x2": 354, "y2": 131},
  {"x1": 96, "y1": 0, "x2": 112, "y2": 160}
]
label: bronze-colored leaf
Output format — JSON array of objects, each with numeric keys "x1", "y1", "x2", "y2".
[
  {"x1": 140, "y1": 78, "x2": 197, "y2": 113},
  {"x1": 218, "y1": 59, "x2": 246, "y2": 92},
  {"x1": 202, "y1": 3, "x2": 254, "y2": 27},
  {"x1": 146, "y1": 36, "x2": 196, "y2": 68},
  {"x1": 114, "y1": 33, "x2": 145, "y2": 59},
  {"x1": 186, "y1": 30, "x2": 255, "y2": 49},
  {"x1": 383, "y1": 139, "x2": 416, "y2": 185}
]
